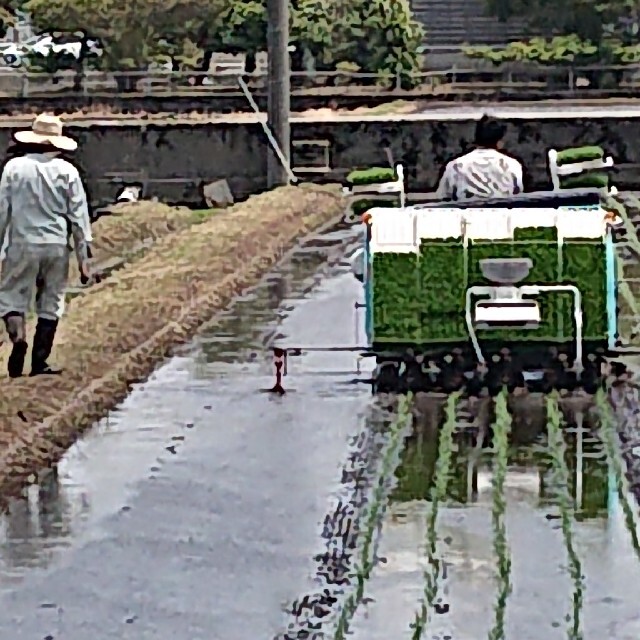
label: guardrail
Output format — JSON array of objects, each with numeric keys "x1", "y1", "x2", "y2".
[{"x1": 0, "y1": 64, "x2": 639, "y2": 98}]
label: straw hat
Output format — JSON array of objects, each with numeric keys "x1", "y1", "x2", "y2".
[{"x1": 14, "y1": 113, "x2": 77, "y2": 151}]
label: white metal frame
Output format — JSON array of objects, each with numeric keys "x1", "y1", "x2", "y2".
[
  {"x1": 464, "y1": 284, "x2": 584, "y2": 374},
  {"x1": 548, "y1": 148, "x2": 616, "y2": 194},
  {"x1": 343, "y1": 163, "x2": 406, "y2": 219}
]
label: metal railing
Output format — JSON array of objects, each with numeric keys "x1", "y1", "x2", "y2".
[{"x1": 0, "y1": 64, "x2": 639, "y2": 98}]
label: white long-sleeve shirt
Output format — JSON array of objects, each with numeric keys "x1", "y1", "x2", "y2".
[
  {"x1": 0, "y1": 152, "x2": 92, "y2": 260},
  {"x1": 435, "y1": 148, "x2": 524, "y2": 200}
]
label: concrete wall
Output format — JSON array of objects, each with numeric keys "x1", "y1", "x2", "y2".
[
  {"x1": 295, "y1": 116, "x2": 640, "y2": 192},
  {"x1": 2, "y1": 115, "x2": 638, "y2": 207}
]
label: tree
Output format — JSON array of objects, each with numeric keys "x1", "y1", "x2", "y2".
[
  {"x1": 0, "y1": 0, "x2": 29, "y2": 38},
  {"x1": 22, "y1": 0, "x2": 425, "y2": 90},
  {"x1": 345, "y1": 0, "x2": 424, "y2": 88},
  {"x1": 464, "y1": 36, "x2": 600, "y2": 66},
  {"x1": 219, "y1": 1, "x2": 266, "y2": 73},
  {"x1": 479, "y1": 0, "x2": 640, "y2": 87},
  {"x1": 291, "y1": 0, "x2": 424, "y2": 87},
  {"x1": 23, "y1": 0, "x2": 229, "y2": 90},
  {"x1": 484, "y1": 0, "x2": 640, "y2": 46}
]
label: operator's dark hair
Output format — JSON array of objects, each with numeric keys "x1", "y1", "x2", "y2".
[{"x1": 474, "y1": 115, "x2": 507, "y2": 148}]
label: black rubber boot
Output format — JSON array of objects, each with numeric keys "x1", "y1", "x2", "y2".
[
  {"x1": 30, "y1": 317, "x2": 62, "y2": 376},
  {"x1": 3, "y1": 312, "x2": 28, "y2": 378}
]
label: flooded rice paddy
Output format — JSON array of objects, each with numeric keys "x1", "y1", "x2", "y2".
[
  {"x1": 0, "y1": 221, "x2": 639, "y2": 638},
  {"x1": 344, "y1": 395, "x2": 640, "y2": 640}
]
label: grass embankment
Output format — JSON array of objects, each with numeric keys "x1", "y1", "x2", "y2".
[
  {"x1": 73, "y1": 200, "x2": 218, "y2": 281},
  {"x1": 0, "y1": 184, "x2": 344, "y2": 495},
  {"x1": 0, "y1": 200, "x2": 215, "y2": 359}
]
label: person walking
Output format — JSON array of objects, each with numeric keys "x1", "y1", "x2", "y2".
[{"x1": 0, "y1": 113, "x2": 92, "y2": 378}]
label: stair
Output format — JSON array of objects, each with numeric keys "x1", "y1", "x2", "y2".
[{"x1": 411, "y1": 0, "x2": 533, "y2": 46}]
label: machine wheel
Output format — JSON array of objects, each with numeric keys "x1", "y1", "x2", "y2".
[
  {"x1": 404, "y1": 359, "x2": 434, "y2": 393},
  {"x1": 581, "y1": 356, "x2": 603, "y2": 394},
  {"x1": 438, "y1": 351, "x2": 467, "y2": 393},
  {"x1": 466, "y1": 367, "x2": 486, "y2": 398},
  {"x1": 373, "y1": 361, "x2": 399, "y2": 394}
]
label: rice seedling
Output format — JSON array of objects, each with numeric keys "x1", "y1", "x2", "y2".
[
  {"x1": 488, "y1": 390, "x2": 512, "y2": 640},
  {"x1": 410, "y1": 391, "x2": 462, "y2": 639},
  {"x1": 546, "y1": 395, "x2": 584, "y2": 640},
  {"x1": 595, "y1": 388, "x2": 640, "y2": 560},
  {"x1": 333, "y1": 394, "x2": 414, "y2": 639}
]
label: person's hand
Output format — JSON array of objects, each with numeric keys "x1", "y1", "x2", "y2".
[{"x1": 79, "y1": 258, "x2": 92, "y2": 284}]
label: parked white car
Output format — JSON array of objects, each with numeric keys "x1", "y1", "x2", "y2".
[
  {"x1": 29, "y1": 34, "x2": 102, "y2": 59},
  {"x1": 0, "y1": 34, "x2": 103, "y2": 67}
]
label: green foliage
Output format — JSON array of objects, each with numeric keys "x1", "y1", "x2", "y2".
[
  {"x1": 612, "y1": 42, "x2": 640, "y2": 63},
  {"x1": 291, "y1": 0, "x2": 424, "y2": 85},
  {"x1": 203, "y1": 1, "x2": 266, "y2": 56},
  {"x1": 555, "y1": 146, "x2": 610, "y2": 190},
  {"x1": 482, "y1": 0, "x2": 640, "y2": 63},
  {"x1": 20, "y1": 0, "x2": 424, "y2": 82},
  {"x1": 465, "y1": 33, "x2": 640, "y2": 67},
  {"x1": 24, "y1": 0, "x2": 229, "y2": 71},
  {"x1": 546, "y1": 396, "x2": 584, "y2": 639},
  {"x1": 347, "y1": 167, "x2": 397, "y2": 185},
  {"x1": 411, "y1": 392, "x2": 460, "y2": 639},
  {"x1": 372, "y1": 252, "x2": 422, "y2": 342},
  {"x1": 555, "y1": 146, "x2": 604, "y2": 165},
  {"x1": 463, "y1": 35, "x2": 599, "y2": 66},
  {"x1": 561, "y1": 173, "x2": 610, "y2": 189},
  {"x1": 351, "y1": 0, "x2": 424, "y2": 88},
  {"x1": 333, "y1": 396, "x2": 414, "y2": 638}
]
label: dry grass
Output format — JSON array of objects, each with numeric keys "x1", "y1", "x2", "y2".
[
  {"x1": 73, "y1": 200, "x2": 210, "y2": 277},
  {"x1": 0, "y1": 200, "x2": 214, "y2": 352},
  {"x1": 0, "y1": 184, "x2": 344, "y2": 495}
]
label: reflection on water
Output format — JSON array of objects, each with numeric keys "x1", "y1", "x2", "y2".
[
  {"x1": 0, "y1": 469, "x2": 91, "y2": 584},
  {"x1": 0, "y1": 222, "x2": 361, "y2": 586},
  {"x1": 348, "y1": 397, "x2": 640, "y2": 639},
  {"x1": 394, "y1": 413, "x2": 612, "y2": 519}
]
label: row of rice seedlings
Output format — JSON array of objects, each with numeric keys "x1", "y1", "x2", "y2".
[
  {"x1": 546, "y1": 395, "x2": 584, "y2": 640},
  {"x1": 595, "y1": 388, "x2": 640, "y2": 559},
  {"x1": 410, "y1": 392, "x2": 461, "y2": 639},
  {"x1": 333, "y1": 394, "x2": 414, "y2": 639},
  {"x1": 488, "y1": 390, "x2": 512, "y2": 640}
]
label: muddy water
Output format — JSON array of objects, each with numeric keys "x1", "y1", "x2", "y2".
[
  {"x1": 0, "y1": 222, "x2": 369, "y2": 594},
  {"x1": 348, "y1": 408, "x2": 640, "y2": 640}
]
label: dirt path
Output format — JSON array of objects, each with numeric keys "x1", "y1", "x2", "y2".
[{"x1": 0, "y1": 184, "x2": 344, "y2": 496}]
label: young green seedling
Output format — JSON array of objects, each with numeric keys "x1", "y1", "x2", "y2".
[
  {"x1": 411, "y1": 391, "x2": 461, "y2": 639},
  {"x1": 488, "y1": 390, "x2": 512, "y2": 640},
  {"x1": 546, "y1": 394, "x2": 584, "y2": 640}
]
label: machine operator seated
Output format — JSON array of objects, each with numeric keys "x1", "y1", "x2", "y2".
[{"x1": 435, "y1": 115, "x2": 524, "y2": 201}]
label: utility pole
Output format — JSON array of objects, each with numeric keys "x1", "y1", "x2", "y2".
[{"x1": 266, "y1": 0, "x2": 291, "y2": 188}]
